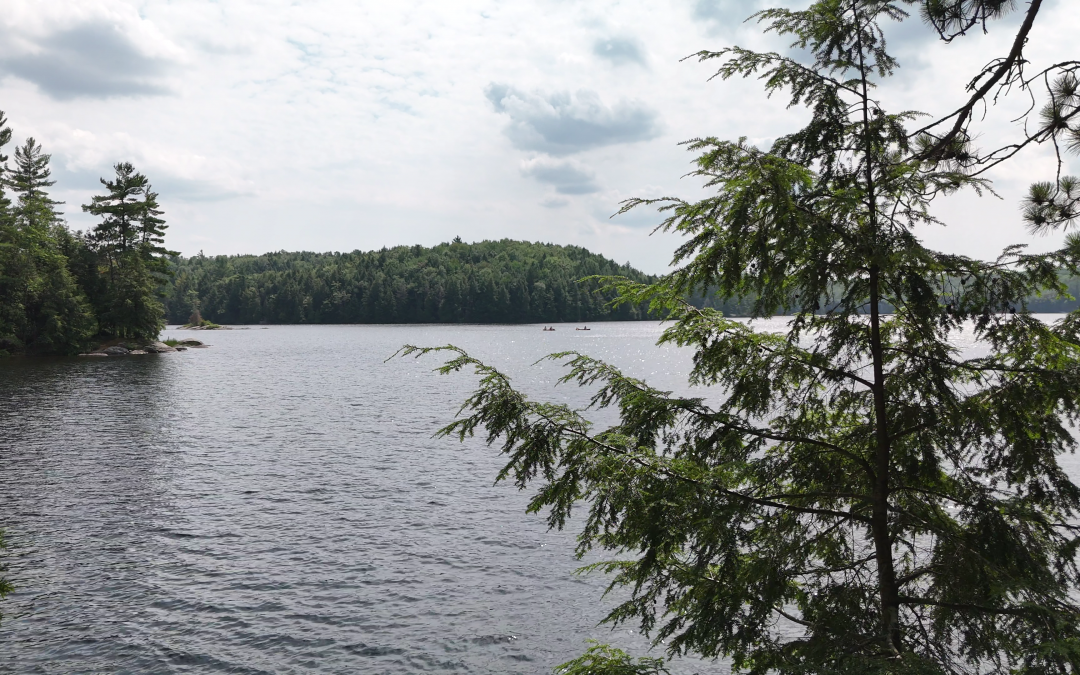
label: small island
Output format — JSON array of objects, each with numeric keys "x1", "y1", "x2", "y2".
[
  {"x1": 180, "y1": 310, "x2": 229, "y2": 330},
  {"x1": 78, "y1": 338, "x2": 207, "y2": 357}
]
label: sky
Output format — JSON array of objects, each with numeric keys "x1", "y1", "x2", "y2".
[{"x1": 0, "y1": 0, "x2": 1076, "y2": 275}]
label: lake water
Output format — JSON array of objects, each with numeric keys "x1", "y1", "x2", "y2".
[
  {"x1": 0, "y1": 322, "x2": 720, "y2": 675},
  {"x1": 1, "y1": 319, "x2": 1077, "y2": 674}
]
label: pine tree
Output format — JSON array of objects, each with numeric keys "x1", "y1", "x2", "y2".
[
  {"x1": 404, "y1": 1, "x2": 1080, "y2": 672},
  {"x1": 83, "y1": 162, "x2": 150, "y2": 277},
  {"x1": 137, "y1": 184, "x2": 176, "y2": 276},
  {"x1": 8, "y1": 137, "x2": 58, "y2": 204},
  {"x1": 0, "y1": 113, "x2": 11, "y2": 213},
  {"x1": 0, "y1": 136, "x2": 95, "y2": 354},
  {"x1": 83, "y1": 163, "x2": 173, "y2": 340}
]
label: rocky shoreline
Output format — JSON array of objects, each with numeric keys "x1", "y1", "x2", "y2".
[{"x1": 78, "y1": 339, "x2": 208, "y2": 357}]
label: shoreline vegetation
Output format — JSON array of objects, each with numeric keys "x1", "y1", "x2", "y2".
[
  {"x1": 0, "y1": 110, "x2": 175, "y2": 357},
  {"x1": 163, "y1": 237, "x2": 1080, "y2": 327},
  {"x1": 164, "y1": 239, "x2": 661, "y2": 327},
  {"x1": 163, "y1": 238, "x2": 1080, "y2": 328}
]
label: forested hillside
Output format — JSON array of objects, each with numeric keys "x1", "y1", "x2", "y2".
[
  {"x1": 164, "y1": 239, "x2": 1080, "y2": 326},
  {"x1": 165, "y1": 240, "x2": 660, "y2": 324}
]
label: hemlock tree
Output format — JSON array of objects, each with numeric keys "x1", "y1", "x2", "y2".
[
  {"x1": 83, "y1": 162, "x2": 176, "y2": 340},
  {"x1": 401, "y1": 1, "x2": 1080, "y2": 673}
]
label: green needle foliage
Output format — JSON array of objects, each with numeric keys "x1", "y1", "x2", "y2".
[
  {"x1": 401, "y1": 1, "x2": 1080, "y2": 673},
  {"x1": 0, "y1": 130, "x2": 96, "y2": 354},
  {"x1": 555, "y1": 641, "x2": 670, "y2": 675},
  {"x1": 82, "y1": 162, "x2": 178, "y2": 341},
  {"x1": 0, "y1": 108, "x2": 176, "y2": 354}
]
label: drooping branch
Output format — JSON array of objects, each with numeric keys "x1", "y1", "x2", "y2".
[
  {"x1": 525, "y1": 396, "x2": 875, "y2": 524},
  {"x1": 560, "y1": 355, "x2": 877, "y2": 479},
  {"x1": 400, "y1": 344, "x2": 874, "y2": 525}
]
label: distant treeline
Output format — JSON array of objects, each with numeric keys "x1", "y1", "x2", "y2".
[
  {"x1": 163, "y1": 239, "x2": 1080, "y2": 326},
  {"x1": 165, "y1": 239, "x2": 667, "y2": 325},
  {"x1": 1024, "y1": 276, "x2": 1080, "y2": 313}
]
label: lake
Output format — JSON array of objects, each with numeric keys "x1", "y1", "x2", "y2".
[
  {"x1": 0, "y1": 322, "x2": 719, "y2": 675},
  {"x1": 1, "y1": 319, "x2": 1078, "y2": 674}
]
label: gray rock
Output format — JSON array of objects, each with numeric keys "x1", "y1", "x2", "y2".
[
  {"x1": 78, "y1": 353, "x2": 108, "y2": 357},
  {"x1": 175, "y1": 346, "x2": 188, "y2": 351},
  {"x1": 144, "y1": 341, "x2": 177, "y2": 353},
  {"x1": 102, "y1": 346, "x2": 130, "y2": 355},
  {"x1": 128, "y1": 350, "x2": 148, "y2": 355},
  {"x1": 176, "y1": 339, "x2": 204, "y2": 347}
]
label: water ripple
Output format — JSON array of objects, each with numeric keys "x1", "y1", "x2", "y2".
[{"x1": 0, "y1": 324, "x2": 719, "y2": 674}]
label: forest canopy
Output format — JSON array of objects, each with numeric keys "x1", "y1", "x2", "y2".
[
  {"x1": 164, "y1": 240, "x2": 1080, "y2": 326},
  {"x1": 167, "y1": 240, "x2": 670, "y2": 325}
]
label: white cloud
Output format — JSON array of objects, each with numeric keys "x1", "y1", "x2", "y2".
[
  {"x1": 691, "y1": 0, "x2": 772, "y2": 33},
  {"x1": 593, "y1": 37, "x2": 648, "y2": 67},
  {"x1": 485, "y1": 84, "x2": 662, "y2": 155},
  {"x1": 540, "y1": 196, "x2": 570, "y2": 209},
  {"x1": 0, "y1": 0, "x2": 1072, "y2": 275},
  {"x1": 41, "y1": 125, "x2": 254, "y2": 204},
  {"x1": 0, "y1": 0, "x2": 184, "y2": 99}
]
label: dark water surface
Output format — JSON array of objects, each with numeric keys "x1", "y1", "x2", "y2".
[
  {"x1": 3, "y1": 320, "x2": 1079, "y2": 674},
  {"x1": 0, "y1": 323, "x2": 720, "y2": 674}
]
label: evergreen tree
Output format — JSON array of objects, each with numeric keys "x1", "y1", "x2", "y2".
[
  {"x1": 0, "y1": 135, "x2": 95, "y2": 354},
  {"x1": 8, "y1": 137, "x2": 57, "y2": 201},
  {"x1": 0, "y1": 111, "x2": 18, "y2": 351},
  {"x1": 137, "y1": 184, "x2": 175, "y2": 276},
  {"x1": 405, "y1": 1, "x2": 1080, "y2": 672},
  {"x1": 83, "y1": 162, "x2": 151, "y2": 276},
  {"x1": 83, "y1": 163, "x2": 173, "y2": 340}
]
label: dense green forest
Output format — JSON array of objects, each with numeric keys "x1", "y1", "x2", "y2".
[
  {"x1": 163, "y1": 240, "x2": 1080, "y2": 326},
  {"x1": 0, "y1": 110, "x2": 174, "y2": 355},
  {"x1": 165, "y1": 240, "x2": 665, "y2": 325}
]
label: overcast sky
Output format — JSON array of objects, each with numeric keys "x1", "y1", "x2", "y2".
[{"x1": 0, "y1": 0, "x2": 1076, "y2": 274}]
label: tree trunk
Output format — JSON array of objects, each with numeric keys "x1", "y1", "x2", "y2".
[
  {"x1": 855, "y1": 1, "x2": 901, "y2": 654},
  {"x1": 869, "y1": 265, "x2": 901, "y2": 655}
]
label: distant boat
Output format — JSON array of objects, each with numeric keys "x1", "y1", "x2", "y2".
[{"x1": 575, "y1": 326, "x2": 590, "y2": 331}]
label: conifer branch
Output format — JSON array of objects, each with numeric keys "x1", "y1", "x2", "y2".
[{"x1": 910, "y1": 0, "x2": 1043, "y2": 159}]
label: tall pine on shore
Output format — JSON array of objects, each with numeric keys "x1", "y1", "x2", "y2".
[
  {"x1": 0, "y1": 111, "x2": 18, "y2": 350},
  {"x1": 82, "y1": 162, "x2": 177, "y2": 341},
  {"x1": 0, "y1": 110, "x2": 175, "y2": 355},
  {"x1": 405, "y1": 1, "x2": 1080, "y2": 672}
]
